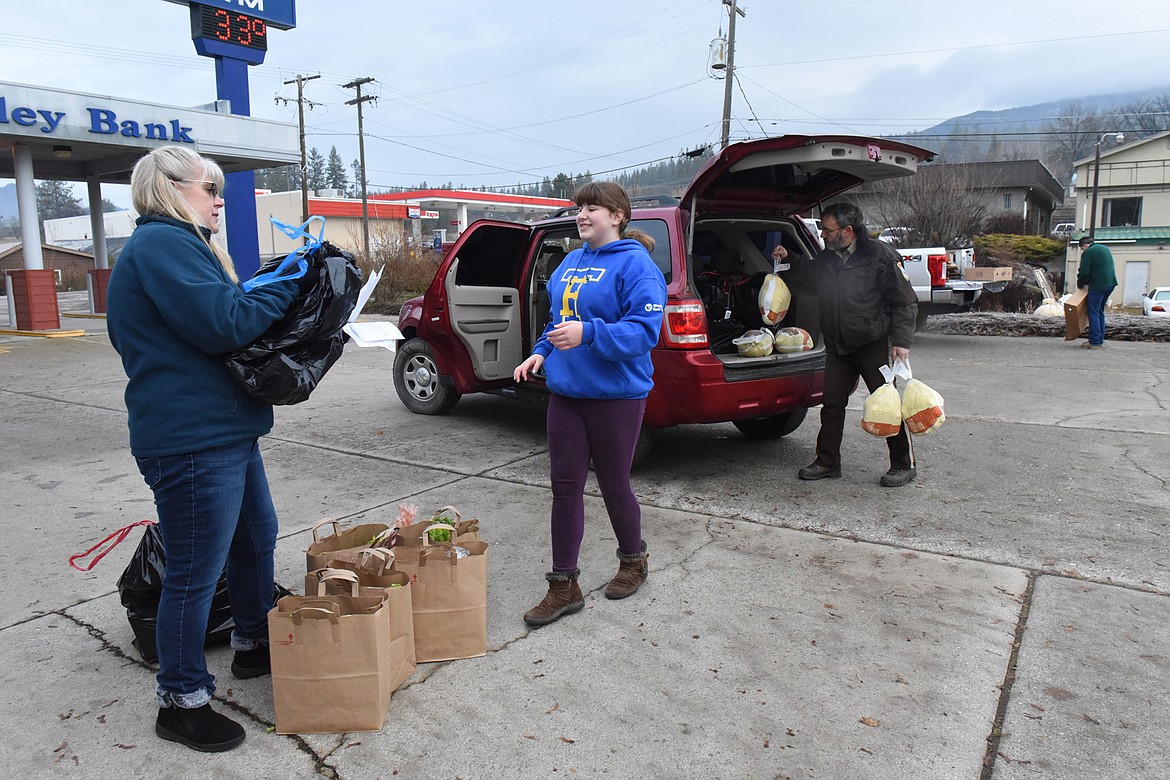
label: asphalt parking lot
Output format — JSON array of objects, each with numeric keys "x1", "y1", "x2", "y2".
[{"x1": 2, "y1": 300, "x2": 1168, "y2": 779}]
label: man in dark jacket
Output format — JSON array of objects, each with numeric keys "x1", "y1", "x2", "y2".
[{"x1": 775, "y1": 202, "x2": 919, "y2": 487}]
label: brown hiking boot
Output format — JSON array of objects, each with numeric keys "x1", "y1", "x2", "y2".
[
  {"x1": 523, "y1": 570, "x2": 584, "y2": 627},
  {"x1": 604, "y1": 543, "x2": 648, "y2": 600}
]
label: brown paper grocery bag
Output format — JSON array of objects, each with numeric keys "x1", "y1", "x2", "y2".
[
  {"x1": 307, "y1": 554, "x2": 416, "y2": 690},
  {"x1": 304, "y1": 518, "x2": 389, "y2": 572},
  {"x1": 411, "y1": 540, "x2": 489, "y2": 663},
  {"x1": 268, "y1": 573, "x2": 393, "y2": 734}
]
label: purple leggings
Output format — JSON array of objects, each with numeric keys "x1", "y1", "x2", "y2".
[{"x1": 546, "y1": 394, "x2": 646, "y2": 572}]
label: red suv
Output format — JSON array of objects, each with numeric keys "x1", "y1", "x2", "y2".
[{"x1": 394, "y1": 135, "x2": 933, "y2": 464}]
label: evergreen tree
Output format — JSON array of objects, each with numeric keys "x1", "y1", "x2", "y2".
[
  {"x1": 349, "y1": 158, "x2": 364, "y2": 198},
  {"x1": 326, "y1": 146, "x2": 348, "y2": 191},
  {"x1": 306, "y1": 147, "x2": 327, "y2": 191},
  {"x1": 35, "y1": 180, "x2": 85, "y2": 220}
]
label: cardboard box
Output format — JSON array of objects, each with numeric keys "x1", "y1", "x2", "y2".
[
  {"x1": 965, "y1": 266, "x2": 1013, "y2": 282},
  {"x1": 1063, "y1": 288, "x2": 1089, "y2": 341}
]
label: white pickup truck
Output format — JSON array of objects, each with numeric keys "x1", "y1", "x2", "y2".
[{"x1": 896, "y1": 246, "x2": 991, "y2": 328}]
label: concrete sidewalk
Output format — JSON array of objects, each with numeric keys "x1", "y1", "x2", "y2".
[{"x1": 1, "y1": 314, "x2": 1167, "y2": 779}]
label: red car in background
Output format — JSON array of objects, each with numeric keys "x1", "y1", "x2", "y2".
[{"x1": 394, "y1": 135, "x2": 935, "y2": 465}]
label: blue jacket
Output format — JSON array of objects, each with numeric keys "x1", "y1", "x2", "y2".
[
  {"x1": 533, "y1": 238, "x2": 666, "y2": 399},
  {"x1": 107, "y1": 215, "x2": 298, "y2": 457}
]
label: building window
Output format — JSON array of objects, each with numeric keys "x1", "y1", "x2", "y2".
[
  {"x1": 1103, "y1": 197, "x2": 1141, "y2": 227},
  {"x1": 1003, "y1": 193, "x2": 1012, "y2": 210}
]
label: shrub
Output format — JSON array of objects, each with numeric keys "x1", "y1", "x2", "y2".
[
  {"x1": 971, "y1": 277, "x2": 1044, "y2": 313},
  {"x1": 973, "y1": 233, "x2": 1064, "y2": 266}
]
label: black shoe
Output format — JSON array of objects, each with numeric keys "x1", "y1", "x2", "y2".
[
  {"x1": 880, "y1": 466, "x2": 917, "y2": 487},
  {"x1": 231, "y1": 644, "x2": 271, "y2": 679},
  {"x1": 798, "y1": 462, "x2": 841, "y2": 480},
  {"x1": 156, "y1": 703, "x2": 245, "y2": 752}
]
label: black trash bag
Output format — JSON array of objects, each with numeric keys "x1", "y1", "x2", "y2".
[
  {"x1": 224, "y1": 240, "x2": 364, "y2": 405},
  {"x1": 117, "y1": 523, "x2": 292, "y2": 663}
]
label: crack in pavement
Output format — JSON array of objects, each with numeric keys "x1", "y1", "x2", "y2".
[
  {"x1": 979, "y1": 571, "x2": 1037, "y2": 780},
  {"x1": 51, "y1": 609, "x2": 342, "y2": 778}
]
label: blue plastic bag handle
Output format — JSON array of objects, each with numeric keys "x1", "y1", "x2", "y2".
[{"x1": 242, "y1": 216, "x2": 326, "y2": 292}]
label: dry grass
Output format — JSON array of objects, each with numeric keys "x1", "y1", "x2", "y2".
[{"x1": 353, "y1": 245, "x2": 443, "y2": 316}]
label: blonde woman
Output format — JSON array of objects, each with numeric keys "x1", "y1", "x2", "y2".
[{"x1": 107, "y1": 146, "x2": 308, "y2": 751}]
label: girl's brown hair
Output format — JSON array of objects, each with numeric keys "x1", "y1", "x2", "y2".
[{"x1": 573, "y1": 181, "x2": 632, "y2": 234}]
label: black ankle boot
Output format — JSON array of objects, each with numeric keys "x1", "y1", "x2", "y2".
[
  {"x1": 156, "y1": 703, "x2": 245, "y2": 752},
  {"x1": 231, "y1": 643, "x2": 271, "y2": 679}
]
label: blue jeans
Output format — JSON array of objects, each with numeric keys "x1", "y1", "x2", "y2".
[
  {"x1": 1086, "y1": 286, "x2": 1114, "y2": 346},
  {"x1": 135, "y1": 439, "x2": 278, "y2": 709}
]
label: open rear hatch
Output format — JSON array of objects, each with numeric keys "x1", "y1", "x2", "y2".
[{"x1": 682, "y1": 135, "x2": 935, "y2": 218}]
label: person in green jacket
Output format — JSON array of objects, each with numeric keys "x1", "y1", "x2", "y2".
[{"x1": 1076, "y1": 237, "x2": 1118, "y2": 348}]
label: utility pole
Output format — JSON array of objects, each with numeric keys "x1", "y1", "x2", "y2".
[
  {"x1": 344, "y1": 76, "x2": 376, "y2": 261},
  {"x1": 280, "y1": 74, "x2": 320, "y2": 225},
  {"x1": 720, "y1": 0, "x2": 746, "y2": 150}
]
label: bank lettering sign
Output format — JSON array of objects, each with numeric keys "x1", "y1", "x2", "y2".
[{"x1": 0, "y1": 95, "x2": 195, "y2": 144}]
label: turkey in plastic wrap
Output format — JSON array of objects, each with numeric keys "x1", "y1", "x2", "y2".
[
  {"x1": 902, "y1": 378, "x2": 945, "y2": 435},
  {"x1": 773, "y1": 326, "x2": 813, "y2": 353},
  {"x1": 861, "y1": 364, "x2": 902, "y2": 437},
  {"x1": 224, "y1": 239, "x2": 363, "y2": 405},
  {"x1": 757, "y1": 273, "x2": 791, "y2": 325},
  {"x1": 732, "y1": 329, "x2": 774, "y2": 357}
]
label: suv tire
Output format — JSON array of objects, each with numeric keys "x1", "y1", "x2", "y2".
[
  {"x1": 731, "y1": 408, "x2": 807, "y2": 440},
  {"x1": 394, "y1": 338, "x2": 461, "y2": 415}
]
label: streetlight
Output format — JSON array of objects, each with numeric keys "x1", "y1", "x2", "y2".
[{"x1": 1088, "y1": 131, "x2": 1125, "y2": 240}]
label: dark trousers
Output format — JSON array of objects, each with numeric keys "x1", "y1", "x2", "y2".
[
  {"x1": 815, "y1": 337, "x2": 914, "y2": 471},
  {"x1": 546, "y1": 394, "x2": 646, "y2": 572}
]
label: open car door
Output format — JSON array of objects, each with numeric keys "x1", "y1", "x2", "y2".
[{"x1": 441, "y1": 222, "x2": 530, "y2": 381}]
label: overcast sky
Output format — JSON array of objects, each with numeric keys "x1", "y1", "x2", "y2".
[{"x1": 5, "y1": 0, "x2": 1170, "y2": 204}]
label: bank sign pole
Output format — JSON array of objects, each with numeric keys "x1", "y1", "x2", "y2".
[{"x1": 167, "y1": 0, "x2": 297, "y2": 279}]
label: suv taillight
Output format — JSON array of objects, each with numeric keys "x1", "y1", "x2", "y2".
[{"x1": 662, "y1": 300, "x2": 708, "y2": 348}]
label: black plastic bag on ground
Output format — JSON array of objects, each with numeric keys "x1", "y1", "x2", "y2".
[
  {"x1": 224, "y1": 240, "x2": 364, "y2": 405},
  {"x1": 117, "y1": 523, "x2": 291, "y2": 663}
]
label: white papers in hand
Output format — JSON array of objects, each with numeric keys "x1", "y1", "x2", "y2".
[{"x1": 342, "y1": 265, "x2": 404, "y2": 351}]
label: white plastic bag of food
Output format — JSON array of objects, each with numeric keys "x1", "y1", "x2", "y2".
[
  {"x1": 758, "y1": 273, "x2": 791, "y2": 325},
  {"x1": 1033, "y1": 298, "x2": 1063, "y2": 317},
  {"x1": 773, "y1": 326, "x2": 813, "y2": 353},
  {"x1": 861, "y1": 364, "x2": 902, "y2": 438},
  {"x1": 732, "y1": 329, "x2": 774, "y2": 357},
  {"x1": 900, "y1": 359, "x2": 945, "y2": 435}
]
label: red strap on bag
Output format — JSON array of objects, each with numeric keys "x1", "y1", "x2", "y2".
[{"x1": 68, "y1": 520, "x2": 157, "y2": 571}]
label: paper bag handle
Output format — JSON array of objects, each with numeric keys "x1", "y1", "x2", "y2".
[
  {"x1": 358, "y1": 547, "x2": 395, "y2": 575},
  {"x1": 421, "y1": 523, "x2": 458, "y2": 547},
  {"x1": 310, "y1": 518, "x2": 342, "y2": 543},
  {"x1": 434, "y1": 505, "x2": 462, "y2": 522},
  {"x1": 418, "y1": 542, "x2": 464, "y2": 569},
  {"x1": 370, "y1": 527, "x2": 398, "y2": 547},
  {"x1": 310, "y1": 568, "x2": 360, "y2": 596},
  {"x1": 289, "y1": 604, "x2": 340, "y2": 626}
]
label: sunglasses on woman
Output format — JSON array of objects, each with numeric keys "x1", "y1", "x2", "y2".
[{"x1": 176, "y1": 179, "x2": 220, "y2": 198}]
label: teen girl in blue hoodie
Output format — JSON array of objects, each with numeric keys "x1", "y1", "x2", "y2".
[{"x1": 513, "y1": 182, "x2": 666, "y2": 627}]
